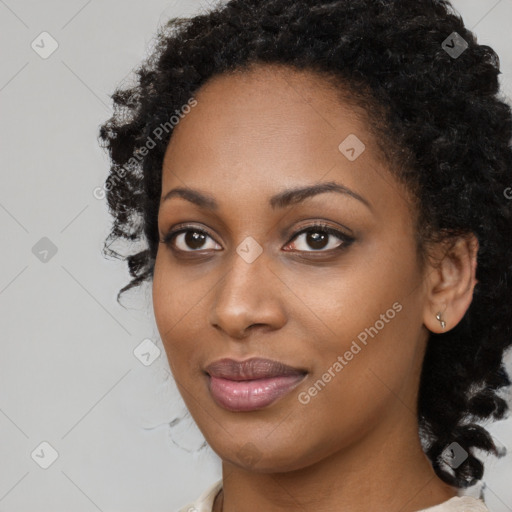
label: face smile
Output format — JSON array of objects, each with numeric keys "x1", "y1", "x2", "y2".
[
  {"x1": 204, "y1": 356, "x2": 309, "y2": 412},
  {"x1": 152, "y1": 63, "x2": 431, "y2": 473}
]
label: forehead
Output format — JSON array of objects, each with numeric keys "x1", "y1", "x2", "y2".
[
  {"x1": 163, "y1": 65, "x2": 375, "y2": 177},
  {"x1": 158, "y1": 63, "x2": 411, "y2": 223}
]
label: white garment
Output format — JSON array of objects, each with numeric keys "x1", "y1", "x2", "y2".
[{"x1": 177, "y1": 479, "x2": 490, "y2": 512}]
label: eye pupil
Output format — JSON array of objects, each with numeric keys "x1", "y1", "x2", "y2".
[
  {"x1": 307, "y1": 231, "x2": 328, "y2": 250},
  {"x1": 186, "y1": 231, "x2": 206, "y2": 249}
]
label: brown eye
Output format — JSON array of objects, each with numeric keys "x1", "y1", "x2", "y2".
[
  {"x1": 163, "y1": 228, "x2": 222, "y2": 252},
  {"x1": 284, "y1": 224, "x2": 354, "y2": 252}
]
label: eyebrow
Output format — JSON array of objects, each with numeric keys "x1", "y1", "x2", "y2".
[{"x1": 161, "y1": 181, "x2": 372, "y2": 211}]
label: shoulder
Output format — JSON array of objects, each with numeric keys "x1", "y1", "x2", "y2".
[
  {"x1": 416, "y1": 495, "x2": 490, "y2": 512},
  {"x1": 175, "y1": 483, "x2": 488, "y2": 512},
  {"x1": 176, "y1": 479, "x2": 223, "y2": 512}
]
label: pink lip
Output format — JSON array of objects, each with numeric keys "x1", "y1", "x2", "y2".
[
  {"x1": 204, "y1": 357, "x2": 308, "y2": 412},
  {"x1": 207, "y1": 374, "x2": 307, "y2": 412},
  {"x1": 204, "y1": 357, "x2": 307, "y2": 380}
]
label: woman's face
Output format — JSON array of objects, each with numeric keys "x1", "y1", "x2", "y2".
[{"x1": 152, "y1": 64, "x2": 432, "y2": 472}]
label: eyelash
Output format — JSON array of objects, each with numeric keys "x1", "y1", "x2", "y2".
[{"x1": 160, "y1": 222, "x2": 355, "y2": 255}]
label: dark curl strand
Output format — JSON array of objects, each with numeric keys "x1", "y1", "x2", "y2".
[{"x1": 98, "y1": 0, "x2": 512, "y2": 489}]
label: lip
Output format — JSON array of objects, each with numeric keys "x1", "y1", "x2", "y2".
[
  {"x1": 204, "y1": 357, "x2": 308, "y2": 412},
  {"x1": 204, "y1": 357, "x2": 307, "y2": 380}
]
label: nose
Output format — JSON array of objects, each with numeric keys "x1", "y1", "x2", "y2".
[{"x1": 208, "y1": 250, "x2": 287, "y2": 339}]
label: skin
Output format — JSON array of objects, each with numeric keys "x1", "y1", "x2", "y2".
[{"x1": 152, "y1": 63, "x2": 479, "y2": 512}]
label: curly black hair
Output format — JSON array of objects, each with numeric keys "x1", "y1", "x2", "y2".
[{"x1": 98, "y1": 0, "x2": 512, "y2": 490}]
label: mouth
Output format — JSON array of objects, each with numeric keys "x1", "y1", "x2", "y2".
[
  {"x1": 204, "y1": 356, "x2": 308, "y2": 380},
  {"x1": 204, "y1": 357, "x2": 308, "y2": 412}
]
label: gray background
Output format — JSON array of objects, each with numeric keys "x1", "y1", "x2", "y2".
[{"x1": 0, "y1": 1, "x2": 511, "y2": 511}]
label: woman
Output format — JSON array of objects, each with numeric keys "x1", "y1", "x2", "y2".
[{"x1": 98, "y1": 1, "x2": 512, "y2": 511}]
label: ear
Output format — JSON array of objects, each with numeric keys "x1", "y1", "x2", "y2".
[{"x1": 422, "y1": 233, "x2": 479, "y2": 333}]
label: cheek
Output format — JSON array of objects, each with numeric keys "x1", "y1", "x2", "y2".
[
  {"x1": 290, "y1": 237, "x2": 423, "y2": 399},
  {"x1": 152, "y1": 252, "x2": 215, "y2": 384},
  {"x1": 290, "y1": 299, "x2": 421, "y2": 461},
  {"x1": 152, "y1": 255, "x2": 173, "y2": 336},
  {"x1": 152, "y1": 251, "x2": 199, "y2": 331},
  {"x1": 287, "y1": 237, "x2": 417, "y2": 344},
  {"x1": 152, "y1": 254, "x2": 191, "y2": 365}
]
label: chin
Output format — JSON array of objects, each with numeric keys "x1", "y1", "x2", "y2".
[{"x1": 207, "y1": 434, "x2": 326, "y2": 474}]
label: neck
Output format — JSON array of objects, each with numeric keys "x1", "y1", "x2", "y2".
[{"x1": 215, "y1": 408, "x2": 457, "y2": 512}]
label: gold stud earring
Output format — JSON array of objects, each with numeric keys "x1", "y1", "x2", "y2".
[{"x1": 435, "y1": 312, "x2": 446, "y2": 330}]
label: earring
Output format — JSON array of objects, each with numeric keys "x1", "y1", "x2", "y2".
[{"x1": 435, "y1": 312, "x2": 446, "y2": 330}]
